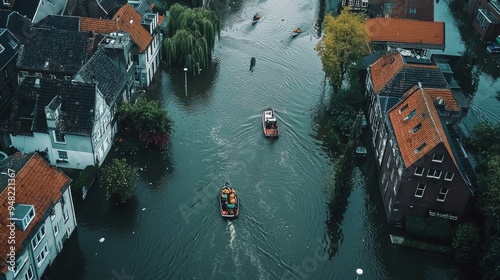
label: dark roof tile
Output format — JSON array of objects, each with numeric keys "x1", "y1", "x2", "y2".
[
  {"x1": 10, "y1": 77, "x2": 96, "y2": 135},
  {"x1": 36, "y1": 15, "x2": 80, "y2": 31}
]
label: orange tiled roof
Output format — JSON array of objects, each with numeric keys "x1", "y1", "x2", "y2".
[
  {"x1": 424, "y1": 88, "x2": 461, "y2": 112},
  {"x1": 389, "y1": 88, "x2": 456, "y2": 167},
  {"x1": 0, "y1": 153, "x2": 71, "y2": 273},
  {"x1": 80, "y1": 17, "x2": 119, "y2": 34},
  {"x1": 369, "y1": 52, "x2": 405, "y2": 92},
  {"x1": 80, "y1": 4, "x2": 153, "y2": 53},
  {"x1": 365, "y1": 18, "x2": 445, "y2": 46}
]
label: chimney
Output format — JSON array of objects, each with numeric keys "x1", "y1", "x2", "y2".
[{"x1": 418, "y1": 81, "x2": 422, "y2": 88}]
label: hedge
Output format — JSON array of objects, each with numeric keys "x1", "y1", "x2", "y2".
[
  {"x1": 402, "y1": 239, "x2": 455, "y2": 256},
  {"x1": 72, "y1": 165, "x2": 96, "y2": 192}
]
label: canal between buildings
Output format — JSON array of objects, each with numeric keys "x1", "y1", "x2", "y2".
[{"x1": 49, "y1": 0, "x2": 498, "y2": 279}]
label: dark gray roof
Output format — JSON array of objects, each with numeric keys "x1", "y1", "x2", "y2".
[
  {"x1": 0, "y1": 153, "x2": 32, "y2": 193},
  {"x1": 10, "y1": 77, "x2": 96, "y2": 136},
  {"x1": 0, "y1": 28, "x2": 20, "y2": 70},
  {"x1": 16, "y1": 28, "x2": 91, "y2": 74},
  {"x1": 0, "y1": 10, "x2": 32, "y2": 43},
  {"x1": 11, "y1": 0, "x2": 39, "y2": 21},
  {"x1": 379, "y1": 67, "x2": 449, "y2": 98},
  {"x1": 97, "y1": 0, "x2": 116, "y2": 14},
  {"x1": 130, "y1": 0, "x2": 152, "y2": 16},
  {"x1": 359, "y1": 52, "x2": 384, "y2": 70},
  {"x1": 36, "y1": 15, "x2": 80, "y2": 31},
  {"x1": 76, "y1": 48, "x2": 126, "y2": 106}
]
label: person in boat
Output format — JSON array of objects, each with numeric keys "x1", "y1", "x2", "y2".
[
  {"x1": 294, "y1": 28, "x2": 301, "y2": 33},
  {"x1": 253, "y1": 13, "x2": 260, "y2": 20}
]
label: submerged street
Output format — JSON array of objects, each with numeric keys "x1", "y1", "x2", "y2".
[{"x1": 49, "y1": 0, "x2": 496, "y2": 279}]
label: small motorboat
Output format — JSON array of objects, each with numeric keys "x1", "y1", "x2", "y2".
[
  {"x1": 262, "y1": 108, "x2": 279, "y2": 137},
  {"x1": 291, "y1": 28, "x2": 302, "y2": 37},
  {"x1": 220, "y1": 182, "x2": 239, "y2": 218},
  {"x1": 252, "y1": 13, "x2": 261, "y2": 24},
  {"x1": 486, "y1": 43, "x2": 500, "y2": 54}
]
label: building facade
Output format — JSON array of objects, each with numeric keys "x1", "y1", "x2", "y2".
[
  {"x1": 0, "y1": 152, "x2": 77, "y2": 280},
  {"x1": 464, "y1": 0, "x2": 500, "y2": 42}
]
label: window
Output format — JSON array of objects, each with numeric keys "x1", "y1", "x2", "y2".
[
  {"x1": 34, "y1": 72, "x2": 42, "y2": 78},
  {"x1": 355, "y1": 0, "x2": 360, "y2": 7},
  {"x1": 0, "y1": 44, "x2": 4, "y2": 53},
  {"x1": 437, "y1": 188, "x2": 449, "y2": 202},
  {"x1": 63, "y1": 208, "x2": 69, "y2": 222},
  {"x1": 409, "y1": 8, "x2": 416, "y2": 14},
  {"x1": 476, "y1": 9, "x2": 490, "y2": 30},
  {"x1": 432, "y1": 153, "x2": 444, "y2": 163},
  {"x1": 414, "y1": 143, "x2": 427, "y2": 154},
  {"x1": 21, "y1": 265, "x2": 33, "y2": 280},
  {"x1": 361, "y1": 0, "x2": 368, "y2": 7},
  {"x1": 414, "y1": 166, "x2": 424, "y2": 176},
  {"x1": 66, "y1": 226, "x2": 72, "y2": 238},
  {"x1": 399, "y1": 104, "x2": 408, "y2": 113},
  {"x1": 415, "y1": 184, "x2": 426, "y2": 197},
  {"x1": 412, "y1": 123, "x2": 422, "y2": 133},
  {"x1": 444, "y1": 172, "x2": 454, "y2": 181},
  {"x1": 58, "y1": 150, "x2": 68, "y2": 160},
  {"x1": 404, "y1": 109, "x2": 416, "y2": 121},
  {"x1": 427, "y1": 169, "x2": 442, "y2": 179},
  {"x1": 36, "y1": 244, "x2": 49, "y2": 267},
  {"x1": 54, "y1": 223, "x2": 59, "y2": 235},
  {"x1": 49, "y1": 74, "x2": 56, "y2": 79},
  {"x1": 52, "y1": 130, "x2": 66, "y2": 144},
  {"x1": 50, "y1": 208, "x2": 56, "y2": 220},
  {"x1": 31, "y1": 225, "x2": 46, "y2": 249},
  {"x1": 4, "y1": 69, "x2": 7, "y2": 78},
  {"x1": 64, "y1": 76, "x2": 71, "y2": 81}
]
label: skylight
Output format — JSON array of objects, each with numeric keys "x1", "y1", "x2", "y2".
[
  {"x1": 412, "y1": 123, "x2": 422, "y2": 133},
  {"x1": 404, "y1": 109, "x2": 416, "y2": 121},
  {"x1": 414, "y1": 143, "x2": 427, "y2": 154}
]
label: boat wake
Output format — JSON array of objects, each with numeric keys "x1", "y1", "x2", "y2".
[{"x1": 228, "y1": 221, "x2": 237, "y2": 249}]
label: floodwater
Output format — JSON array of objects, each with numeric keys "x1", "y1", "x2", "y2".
[{"x1": 48, "y1": 0, "x2": 489, "y2": 279}]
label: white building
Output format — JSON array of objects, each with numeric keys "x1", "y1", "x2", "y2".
[
  {"x1": 9, "y1": 77, "x2": 113, "y2": 169},
  {"x1": 0, "y1": 152, "x2": 77, "y2": 279}
]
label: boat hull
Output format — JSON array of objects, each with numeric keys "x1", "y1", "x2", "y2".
[
  {"x1": 262, "y1": 108, "x2": 279, "y2": 137},
  {"x1": 219, "y1": 182, "x2": 239, "y2": 218}
]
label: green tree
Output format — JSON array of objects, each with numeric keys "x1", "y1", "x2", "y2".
[
  {"x1": 479, "y1": 238, "x2": 500, "y2": 280},
  {"x1": 315, "y1": 8, "x2": 368, "y2": 93},
  {"x1": 452, "y1": 223, "x2": 480, "y2": 261},
  {"x1": 100, "y1": 158, "x2": 138, "y2": 204},
  {"x1": 119, "y1": 100, "x2": 172, "y2": 149},
  {"x1": 467, "y1": 122, "x2": 500, "y2": 157},
  {"x1": 164, "y1": 4, "x2": 220, "y2": 75},
  {"x1": 478, "y1": 155, "x2": 500, "y2": 235}
]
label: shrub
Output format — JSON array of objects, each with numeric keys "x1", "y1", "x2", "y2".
[
  {"x1": 406, "y1": 215, "x2": 455, "y2": 243},
  {"x1": 73, "y1": 165, "x2": 97, "y2": 193},
  {"x1": 402, "y1": 239, "x2": 454, "y2": 256}
]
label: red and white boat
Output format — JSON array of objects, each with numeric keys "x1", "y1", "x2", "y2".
[{"x1": 262, "y1": 108, "x2": 279, "y2": 137}]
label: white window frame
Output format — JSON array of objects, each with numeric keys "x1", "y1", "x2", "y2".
[
  {"x1": 58, "y1": 150, "x2": 68, "y2": 161},
  {"x1": 31, "y1": 224, "x2": 46, "y2": 249},
  {"x1": 432, "y1": 153, "x2": 444, "y2": 163},
  {"x1": 36, "y1": 244, "x2": 49, "y2": 267},
  {"x1": 444, "y1": 172, "x2": 454, "y2": 181},
  {"x1": 427, "y1": 169, "x2": 442, "y2": 179},
  {"x1": 414, "y1": 167, "x2": 424, "y2": 176},
  {"x1": 409, "y1": 8, "x2": 416, "y2": 14},
  {"x1": 63, "y1": 208, "x2": 69, "y2": 222},
  {"x1": 53, "y1": 131, "x2": 66, "y2": 144},
  {"x1": 361, "y1": 0, "x2": 368, "y2": 7},
  {"x1": 21, "y1": 265, "x2": 34, "y2": 280},
  {"x1": 437, "y1": 188, "x2": 449, "y2": 202},
  {"x1": 54, "y1": 223, "x2": 59, "y2": 235},
  {"x1": 50, "y1": 208, "x2": 56, "y2": 220},
  {"x1": 66, "y1": 226, "x2": 72, "y2": 238},
  {"x1": 49, "y1": 74, "x2": 56, "y2": 79},
  {"x1": 415, "y1": 184, "x2": 426, "y2": 198}
]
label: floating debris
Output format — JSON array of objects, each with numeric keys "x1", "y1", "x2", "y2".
[{"x1": 99, "y1": 237, "x2": 105, "y2": 243}]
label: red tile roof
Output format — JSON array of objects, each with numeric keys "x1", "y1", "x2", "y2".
[
  {"x1": 80, "y1": 4, "x2": 153, "y2": 53},
  {"x1": 365, "y1": 18, "x2": 445, "y2": 46},
  {"x1": 390, "y1": 0, "x2": 435, "y2": 22},
  {"x1": 369, "y1": 52, "x2": 405, "y2": 92},
  {"x1": 389, "y1": 88, "x2": 456, "y2": 167},
  {"x1": 0, "y1": 153, "x2": 71, "y2": 273},
  {"x1": 424, "y1": 88, "x2": 461, "y2": 112}
]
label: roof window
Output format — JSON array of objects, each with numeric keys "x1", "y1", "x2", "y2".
[{"x1": 404, "y1": 109, "x2": 416, "y2": 121}]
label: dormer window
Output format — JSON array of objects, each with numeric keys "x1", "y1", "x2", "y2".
[
  {"x1": 409, "y1": 8, "x2": 417, "y2": 14},
  {"x1": 404, "y1": 109, "x2": 416, "y2": 121},
  {"x1": 11, "y1": 204, "x2": 35, "y2": 231},
  {"x1": 432, "y1": 153, "x2": 444, "y2": 163},
  {"x1": 414, "y1": 143, "x2": 427, "y2": 154},
  {"x1": 399, "y1": 104, "x2": 408, "y2": 114},
  {"x1": 412, "y1": 123, "x2": 422, "y2": 133},
  {"x1": 53, "y1": 130, "x2": 66, "y2": 144}
]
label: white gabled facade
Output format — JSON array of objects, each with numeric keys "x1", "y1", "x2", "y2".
[
  {"x1": 10, "y1": 87, "x2": 113, "y2": 170},
  {"x1": 136, "y1": 12, "x2": 161, "y2": 88}
]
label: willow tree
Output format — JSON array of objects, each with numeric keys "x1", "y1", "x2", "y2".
[
  {"x1": 164, "y1": 4, "x2": 220, "y2": 75},
  {"x1": 316, "y1": 8, "x2": 368, "y2": 93}
]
